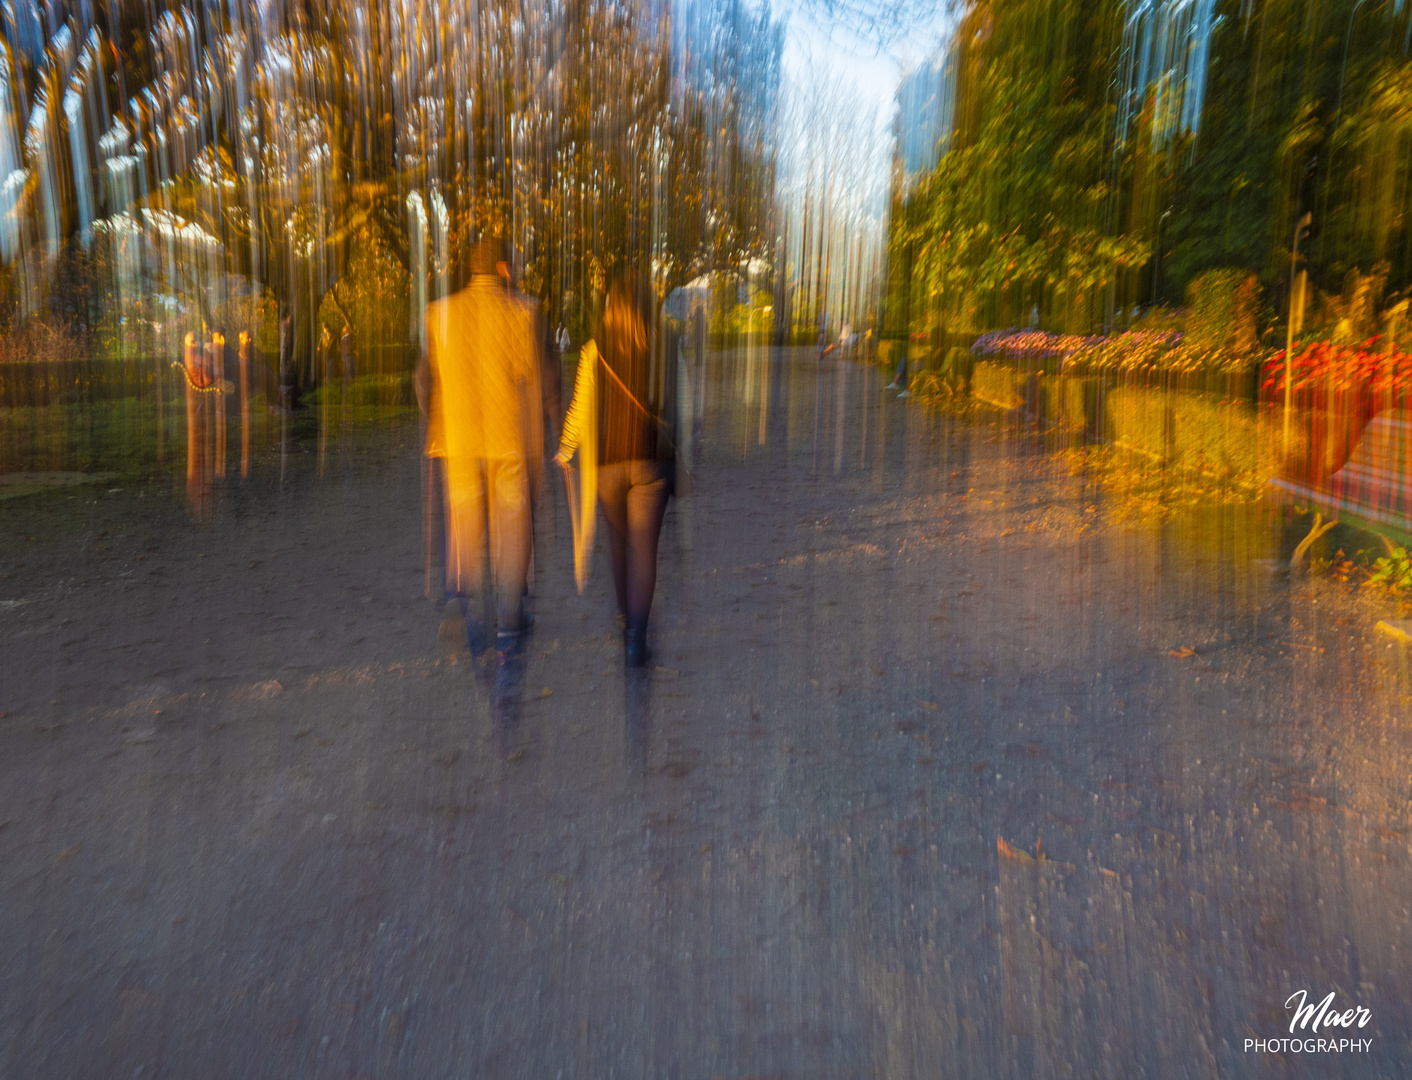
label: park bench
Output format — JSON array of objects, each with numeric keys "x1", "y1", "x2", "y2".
[{"x1": 1269, "y1": 410, "x2": 1412, "y2": 538}]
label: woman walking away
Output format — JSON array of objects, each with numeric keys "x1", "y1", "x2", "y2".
[{"x1": 555, "y1": 274, "x2": 676, "y2": 667}]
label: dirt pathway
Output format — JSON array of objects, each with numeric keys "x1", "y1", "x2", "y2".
[{"x1": 2, "y1": 348, "x2": 1409, "y2": 1078}]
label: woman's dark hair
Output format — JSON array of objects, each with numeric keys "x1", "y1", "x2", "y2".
[
  {"x1": 600, "y1": 273, "x2": 652, "y2": 371},
  {"x1": 596, "y1": 272, "x2": 673, "y2": 464}
]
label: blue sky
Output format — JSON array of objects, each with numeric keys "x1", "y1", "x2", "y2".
[
  {"x1": 773, "y1": 2, "x2": 951, "y2": 232},
  {"x1": 780, "y1": 2, "x2": 951, "y2": 128}
]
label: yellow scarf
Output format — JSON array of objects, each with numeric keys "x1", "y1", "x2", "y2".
[{"x1": 565, "y1": 342, "x2": 599, "y2": 593}]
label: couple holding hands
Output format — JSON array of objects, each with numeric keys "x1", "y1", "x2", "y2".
[{"x1": 419, "y1": 238, "x2": 684, "y2": 668}]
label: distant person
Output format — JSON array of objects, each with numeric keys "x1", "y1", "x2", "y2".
[
  {"x1": 181, "y1": 332, "x2": 218, "y2": 517},
  {"x1": 886, "y1": 345, "x2": 909, "y2": 395},
  {"x1": 690, "y1": 301, "x2": 706, "y2": 448},
  {"x1": 556, "y1": 274, "x2": 677, "y2": 667},
  {"x1": 417, "y1": 236, "x2": 545, "y2": 648},
  {"x1": 319, "y1": 325, "x2": 334, "y2": 382},
  {"x1": 340, "y1": 324, "x2": 355, "y2": 381},
  {"x1": 237, "y1": 331, "x2": 252, "y2": 478}
]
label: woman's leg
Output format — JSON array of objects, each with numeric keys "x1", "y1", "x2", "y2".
[
  {"x1": 623, "y1": 461, "x2": 672, "y2": 631},
  {"x1": 596, "y1": 463, "x2": 631, "y2": 621}
]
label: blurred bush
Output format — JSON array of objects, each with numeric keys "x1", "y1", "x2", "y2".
[
  {"x1": 972, "y1": 361, "x2": 1026, "y2": 409},
  {"x1": 301, "y1": 372, "x2": 416, "y2": 412}
]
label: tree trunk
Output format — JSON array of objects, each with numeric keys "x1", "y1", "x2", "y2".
[{"x1": 276, "y1": 281, "x2": 320, "y2": 410}]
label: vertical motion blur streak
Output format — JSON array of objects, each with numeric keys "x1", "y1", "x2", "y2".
[{"x1": 3, "y1": 1, "x2": 1412, "y2": 1078}]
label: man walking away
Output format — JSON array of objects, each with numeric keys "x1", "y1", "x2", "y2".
[{"x1": 418, "y1": 237, "x2": 545, "y2": 648}]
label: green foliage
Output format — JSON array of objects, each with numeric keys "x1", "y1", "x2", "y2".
[
  {"x1": 213, "y1": 293, "x2": 281, "y2": 357},
  {"x1": 1369, "y1": 547, "x2": 1412, "y2": 591},
  {"x1": 891, "y1": 0, "x2": 1412, "y2": 344},
  {"x1": 710, "y1": 288, "x2": 774, "y2": 335},
  {"x1": 1167, "y1": 1, "x2": 1412, "y2": 303},
  {"x1": 896, "y1": 0, "x2": 1148, "y2": 336},
  {"x1": 1185, "y1": 270, "x2": 1261, "y2": 355}
]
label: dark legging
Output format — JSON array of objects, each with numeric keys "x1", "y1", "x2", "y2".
[{"x1": 597, "y1": 459, "x2": 672, "y2": 631}]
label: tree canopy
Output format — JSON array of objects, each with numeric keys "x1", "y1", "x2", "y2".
[
  {"x1": 0, "y1": 0, "x2": 784, "y2": 388},
  {"x1": 890, "y1": 0, "x2": 1412, "y2": 342}
]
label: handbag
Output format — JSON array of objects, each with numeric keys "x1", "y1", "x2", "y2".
[{"x1": 595, "y1": 346, "x2": 694, "y2": 498}]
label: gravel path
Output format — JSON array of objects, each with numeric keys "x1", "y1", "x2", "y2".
[{"x1": 2, "y1": 347, "x2": 1409, "y2": 1078}]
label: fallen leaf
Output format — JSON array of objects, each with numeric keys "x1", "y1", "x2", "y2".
[
  {"x1": 1269, "y1": 792, "x2": 1328, "y2": 812},
  {"x1": 997, "y1": 836, "x2": 1031, "y2": 862},
  {"x1": 915, "y1": 699, "x2": 939, "y2": 710},
  {"x1": 1005, "y1": 742, "x2": 1049, "y2": 760},
  {"x1": 1169, "y1": 646, "x2": 1196, "y2": 659},
  {"x1": 57, "y1": 844, "x2": 81, "y2": 860}
]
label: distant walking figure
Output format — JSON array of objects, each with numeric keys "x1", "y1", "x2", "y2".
[
  {"x1": 340, "y1": 324, "x2": 355, "y2": 381},
  {"x1": 418, "y1": 237, "x2": 545, "y2": 647},
  {"x1": 556, "y1": 274, "x2": 676, "y2": 667}
]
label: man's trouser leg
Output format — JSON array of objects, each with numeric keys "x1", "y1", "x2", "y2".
[
  {"x1": 486, "y1": 454, "x2": 533, "y2": 633},
  {"x1": 444, "y1": 457, "x2": 490, "y2": 645}
]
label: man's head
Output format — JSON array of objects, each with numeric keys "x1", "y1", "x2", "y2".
[{"x1": 471, "y1": 236, "x2": 509, "y2": 280}]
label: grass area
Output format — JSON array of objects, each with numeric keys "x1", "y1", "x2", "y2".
[
  {"x1": 301, "y1": 372, "x2": 416, "y2": 413},
  {"x1": 0, "y1": 396, "x2": 174, "y2": 479},
  {"x1": 1, "y1": 372, "x2": 416, "y2": 481}
]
